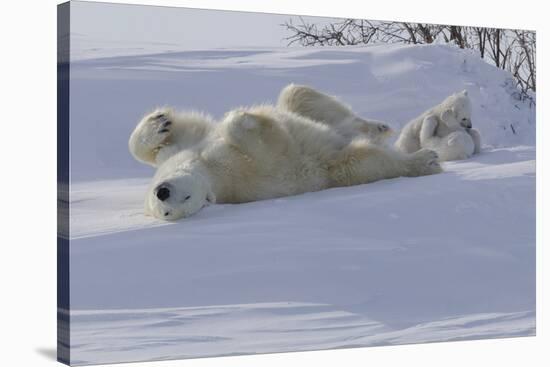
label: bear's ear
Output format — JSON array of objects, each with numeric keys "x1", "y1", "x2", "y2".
[
  {"x1": 441, "y1": 108, "x2": 454, "y2": 123},
  {"x1": 206, "y1": 190, "x2": 216, "y2": 205},
  {"x1": 460, "y1": 89, "x2": 468, "y2": 97}
]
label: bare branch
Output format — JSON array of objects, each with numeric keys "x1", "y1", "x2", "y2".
[{"x1": 282, "y1": 18, "x2": 536, "y2": 95}]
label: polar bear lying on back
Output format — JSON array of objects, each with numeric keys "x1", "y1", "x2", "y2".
[
  {"x1": 394, "y1": 90, "x2": 482, "y2": 161},
  {"x1": 129, "y1": 91, "x2": 442, "y2": 220}
]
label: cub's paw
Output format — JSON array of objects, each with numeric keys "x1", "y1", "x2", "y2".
[{"x1": 409, "y1": 149, "x2": 442, "y2": 175}]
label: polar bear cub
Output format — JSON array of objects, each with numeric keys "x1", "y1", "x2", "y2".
[
  {"x1": 277, "y1": 84, "x2": 394, "y2": 145},
  {"x1": 129, "y1": 104, "x2": 442, "y2": 220},
  {"x1": 394, "y1": 90, "x2": 482, "y2": 161}
]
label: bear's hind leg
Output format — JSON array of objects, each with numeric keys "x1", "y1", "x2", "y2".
[
  {"x1": 329, "y1": 141, "x2": 442, "y2": 187},
  {"x1": 277, "y1": 84, "x2": 354, "y2": 126}
]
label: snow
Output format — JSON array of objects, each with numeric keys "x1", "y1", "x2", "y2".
[
  {"x1": 66, "y1": 43, "x2": 536, "y2": 365},
  {"x1": 69, "y1": 303, "x2": 533, "y2": 365}
]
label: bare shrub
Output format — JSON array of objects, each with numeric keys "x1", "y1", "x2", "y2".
[{"x1": 284, "y1": 18, "x2": 536, "y2": 98}]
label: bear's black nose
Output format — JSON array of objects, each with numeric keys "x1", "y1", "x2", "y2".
[
  {"x1": 156, "y1": 186, "x2": 170, "y2": 201},
  {"x1": 461, "y1": 119, "x2": 472, "y2": 129}
]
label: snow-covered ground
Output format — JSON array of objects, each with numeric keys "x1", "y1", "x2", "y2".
[
  {"x1": 66, "y1": 43, "x2": 535, "y2": 365},
  {"x1": 70, "y1": 304, "x2": 533, "y2": 365}
]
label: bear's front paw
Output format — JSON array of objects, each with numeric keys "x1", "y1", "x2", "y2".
[
  {"x1": 139, "y1": 109, "x2": 174, "y2": 150},
  {"x1": 410, "y1": 149, "x2": 442, "y2": 175}
]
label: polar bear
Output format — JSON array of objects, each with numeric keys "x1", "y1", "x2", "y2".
[
  {"x1": 129, "y1": 105, "x2": 442, "y2": 220},
  {"x1": 277, "y1": 84, "x2": 394, "y2": 145},
  {"x1": 394, "y1": 90, "x2": 482, "y2": 161}
]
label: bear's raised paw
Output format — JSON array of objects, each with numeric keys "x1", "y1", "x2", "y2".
[{"x1": 138, "y1": 109, "x2": 175, "y2": 150}]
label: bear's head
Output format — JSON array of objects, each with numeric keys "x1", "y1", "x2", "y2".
[
  {"x1": 146, "y1": 169, "x2": 216, "y2": 220},
  {"x1": 439, "y1": 90, "x2": 473, "y2": 130}
]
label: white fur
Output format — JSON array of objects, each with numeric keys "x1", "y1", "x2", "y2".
[
  {"x1": 130, "y1": 104, "x2": 442, "y2": 221},
  {"x1": 277, "y1": 84, "x2": 394, "y2": 145},
  {"x1": 129, "y1": 108, "x2": 214, "y2": 167},
  {"x1": 394, "y1": 90, "x2": 482, "y2": 161}
]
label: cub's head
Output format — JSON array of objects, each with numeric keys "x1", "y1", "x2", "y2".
[
  {"x1": 440, "y1": 90, "x2": 473, "y2": 130},
  {"x1": 146, "y1": 170, "x2": 216, "y2": 221}
]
